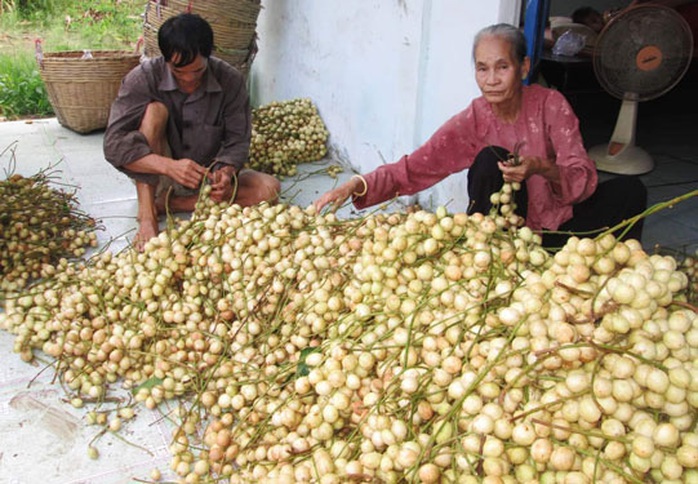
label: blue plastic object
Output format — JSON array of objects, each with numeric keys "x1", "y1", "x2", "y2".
[{"x1": 522, "y1": 0, "x2": 551, "y2": 84}]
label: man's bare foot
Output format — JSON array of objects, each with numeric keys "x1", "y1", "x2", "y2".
[{"x1": 133, "y1": 218, "x2": 159, "y2": 252}]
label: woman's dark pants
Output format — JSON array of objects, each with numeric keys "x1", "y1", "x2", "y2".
[{"x1": 466, "y1": 146, "x2": 647, "y2": 250}]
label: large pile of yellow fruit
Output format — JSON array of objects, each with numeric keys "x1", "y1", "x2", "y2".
[
  {"x1": 248, "y1": 98, "x2": 329, "y2": 178},
  {"x1": 2, "y1": 182, "x2": 697, "y2": 482}
]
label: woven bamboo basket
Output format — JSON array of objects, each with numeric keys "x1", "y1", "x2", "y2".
[
  {"x1": 142, "y1": 0, "x2": 260, "y2": 77},
  {"x1": 166, "y1": 0, "x2": 261, "y2": 33},
  {"x1": 38, "y1": 51, "x2": 141, "y2": 134}
]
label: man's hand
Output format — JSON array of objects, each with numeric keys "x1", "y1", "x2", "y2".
[
  {"x1": 124, "y1": 153, "x2": 207, "y2": 189},
  {"x1": 209, "y1": 165, "x2": 236, "y2": 203},
  {"x1": 166, "y1": 157, "x2": 209, "y2": 189}
]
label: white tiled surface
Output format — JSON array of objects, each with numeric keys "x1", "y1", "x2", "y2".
[{"x1": 0, "y1": 113, "x2": 696, "y2": 482}]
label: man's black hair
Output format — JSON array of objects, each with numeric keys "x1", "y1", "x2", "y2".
[
  {"x1": 158, "y1": 13, "x2": 214, "y2": 67},
  {"x1": 571, "y1": 6, "x2": 600, "y2": 25}
]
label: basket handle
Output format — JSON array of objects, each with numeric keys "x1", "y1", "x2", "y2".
[
  {"x1": 35, "y1": 38, "x2": 44, "y2": 69},
  {"x1": 153, "y1": 0, "x2": 193, "y2": 18}
]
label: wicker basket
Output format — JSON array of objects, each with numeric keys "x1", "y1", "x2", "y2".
[
  {"x1": 143, "y1": 0, "x2": 260, "y2": 77},
  {"x1": 38, "y1": 50, "x2": 141, "y2": 134}
]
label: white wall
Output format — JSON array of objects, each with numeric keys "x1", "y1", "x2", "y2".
[{"x1": 251, "y1": 0, "x2": 518, "y2": 213}]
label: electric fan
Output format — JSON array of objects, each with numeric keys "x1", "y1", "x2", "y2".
[{"x1": 589, "y1": 4, "x2": 693, "y2": 175}]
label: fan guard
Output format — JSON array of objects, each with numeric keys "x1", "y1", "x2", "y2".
[
  {"x1": 589, "y1": 4, "x2": 693, "y2": 174},
  {"x1": 594, "y1": 5, "x2": 693, "y2": 101}
]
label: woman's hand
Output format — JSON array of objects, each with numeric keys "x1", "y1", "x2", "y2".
[
  {"x1": 314, "y1": 176, "x2": 365, "y2": 212},
  {"x1": 498, "y1": 156, "x2": 539, "y2": 183},
  {"x1": 498, "y1": 156, "x2": 561, "y2": 185}
]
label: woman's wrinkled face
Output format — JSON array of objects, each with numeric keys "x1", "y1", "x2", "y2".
[
  {"x1": 168, "y1": 53, "x2": 207, "y2": 94},
  {"x1": 474, "y1": 36, "x2": 528, "y2": 108}
]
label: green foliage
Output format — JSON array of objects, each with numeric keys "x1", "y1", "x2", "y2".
[
  {"x1": 60, "y1": 1, "x2": 144, "y2": 49},
  {"x1": 0, "y1": 0, "x2": 143, "y2": 119},
  {"x1": 0, "y1": 0, "x2": 58, "y2": 22},
  {"x1": 0, "y1": 53, "x2": 53, "y2": 119},
  {"x1": 1, "y1": 1, "x2": 143, "y2": 29}
]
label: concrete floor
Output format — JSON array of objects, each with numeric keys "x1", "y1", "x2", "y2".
[
  {"x1": 0, "y1": 118, "x2": 353, "y2": 484},
  {"x1": 569, "y1": 77, "x2": 698, "y2": 256},
  {"x1": 0, "y1": 97, "x2": 696, "y2": 482},
  {"x1": 0, "y1": 118, "x2": 356, "y2": 255}
]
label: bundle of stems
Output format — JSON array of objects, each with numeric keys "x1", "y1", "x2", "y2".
[{"x1": 0, "y1": 146, "x2": 101, "y2": 298}]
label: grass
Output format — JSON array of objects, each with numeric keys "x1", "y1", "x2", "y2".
[
  {"x1": 0, "y1": 0, "x2": 144, "y2": 120},
  {"x1": 0, "y1": 53, "x2": 53, "y2": 118}
]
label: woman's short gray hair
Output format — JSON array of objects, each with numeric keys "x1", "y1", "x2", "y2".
[{"x1": 472, "y1": 23, "x2": 527, "y2": 64}]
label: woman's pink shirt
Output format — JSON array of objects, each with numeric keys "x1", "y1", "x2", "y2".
[{"x1": 355, "y1": 84, "x2": 598, "y2": 231}]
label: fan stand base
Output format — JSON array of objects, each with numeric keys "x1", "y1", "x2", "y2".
[{"x1": 589, "y1": 143, "x2": 654, "y2": 175}]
